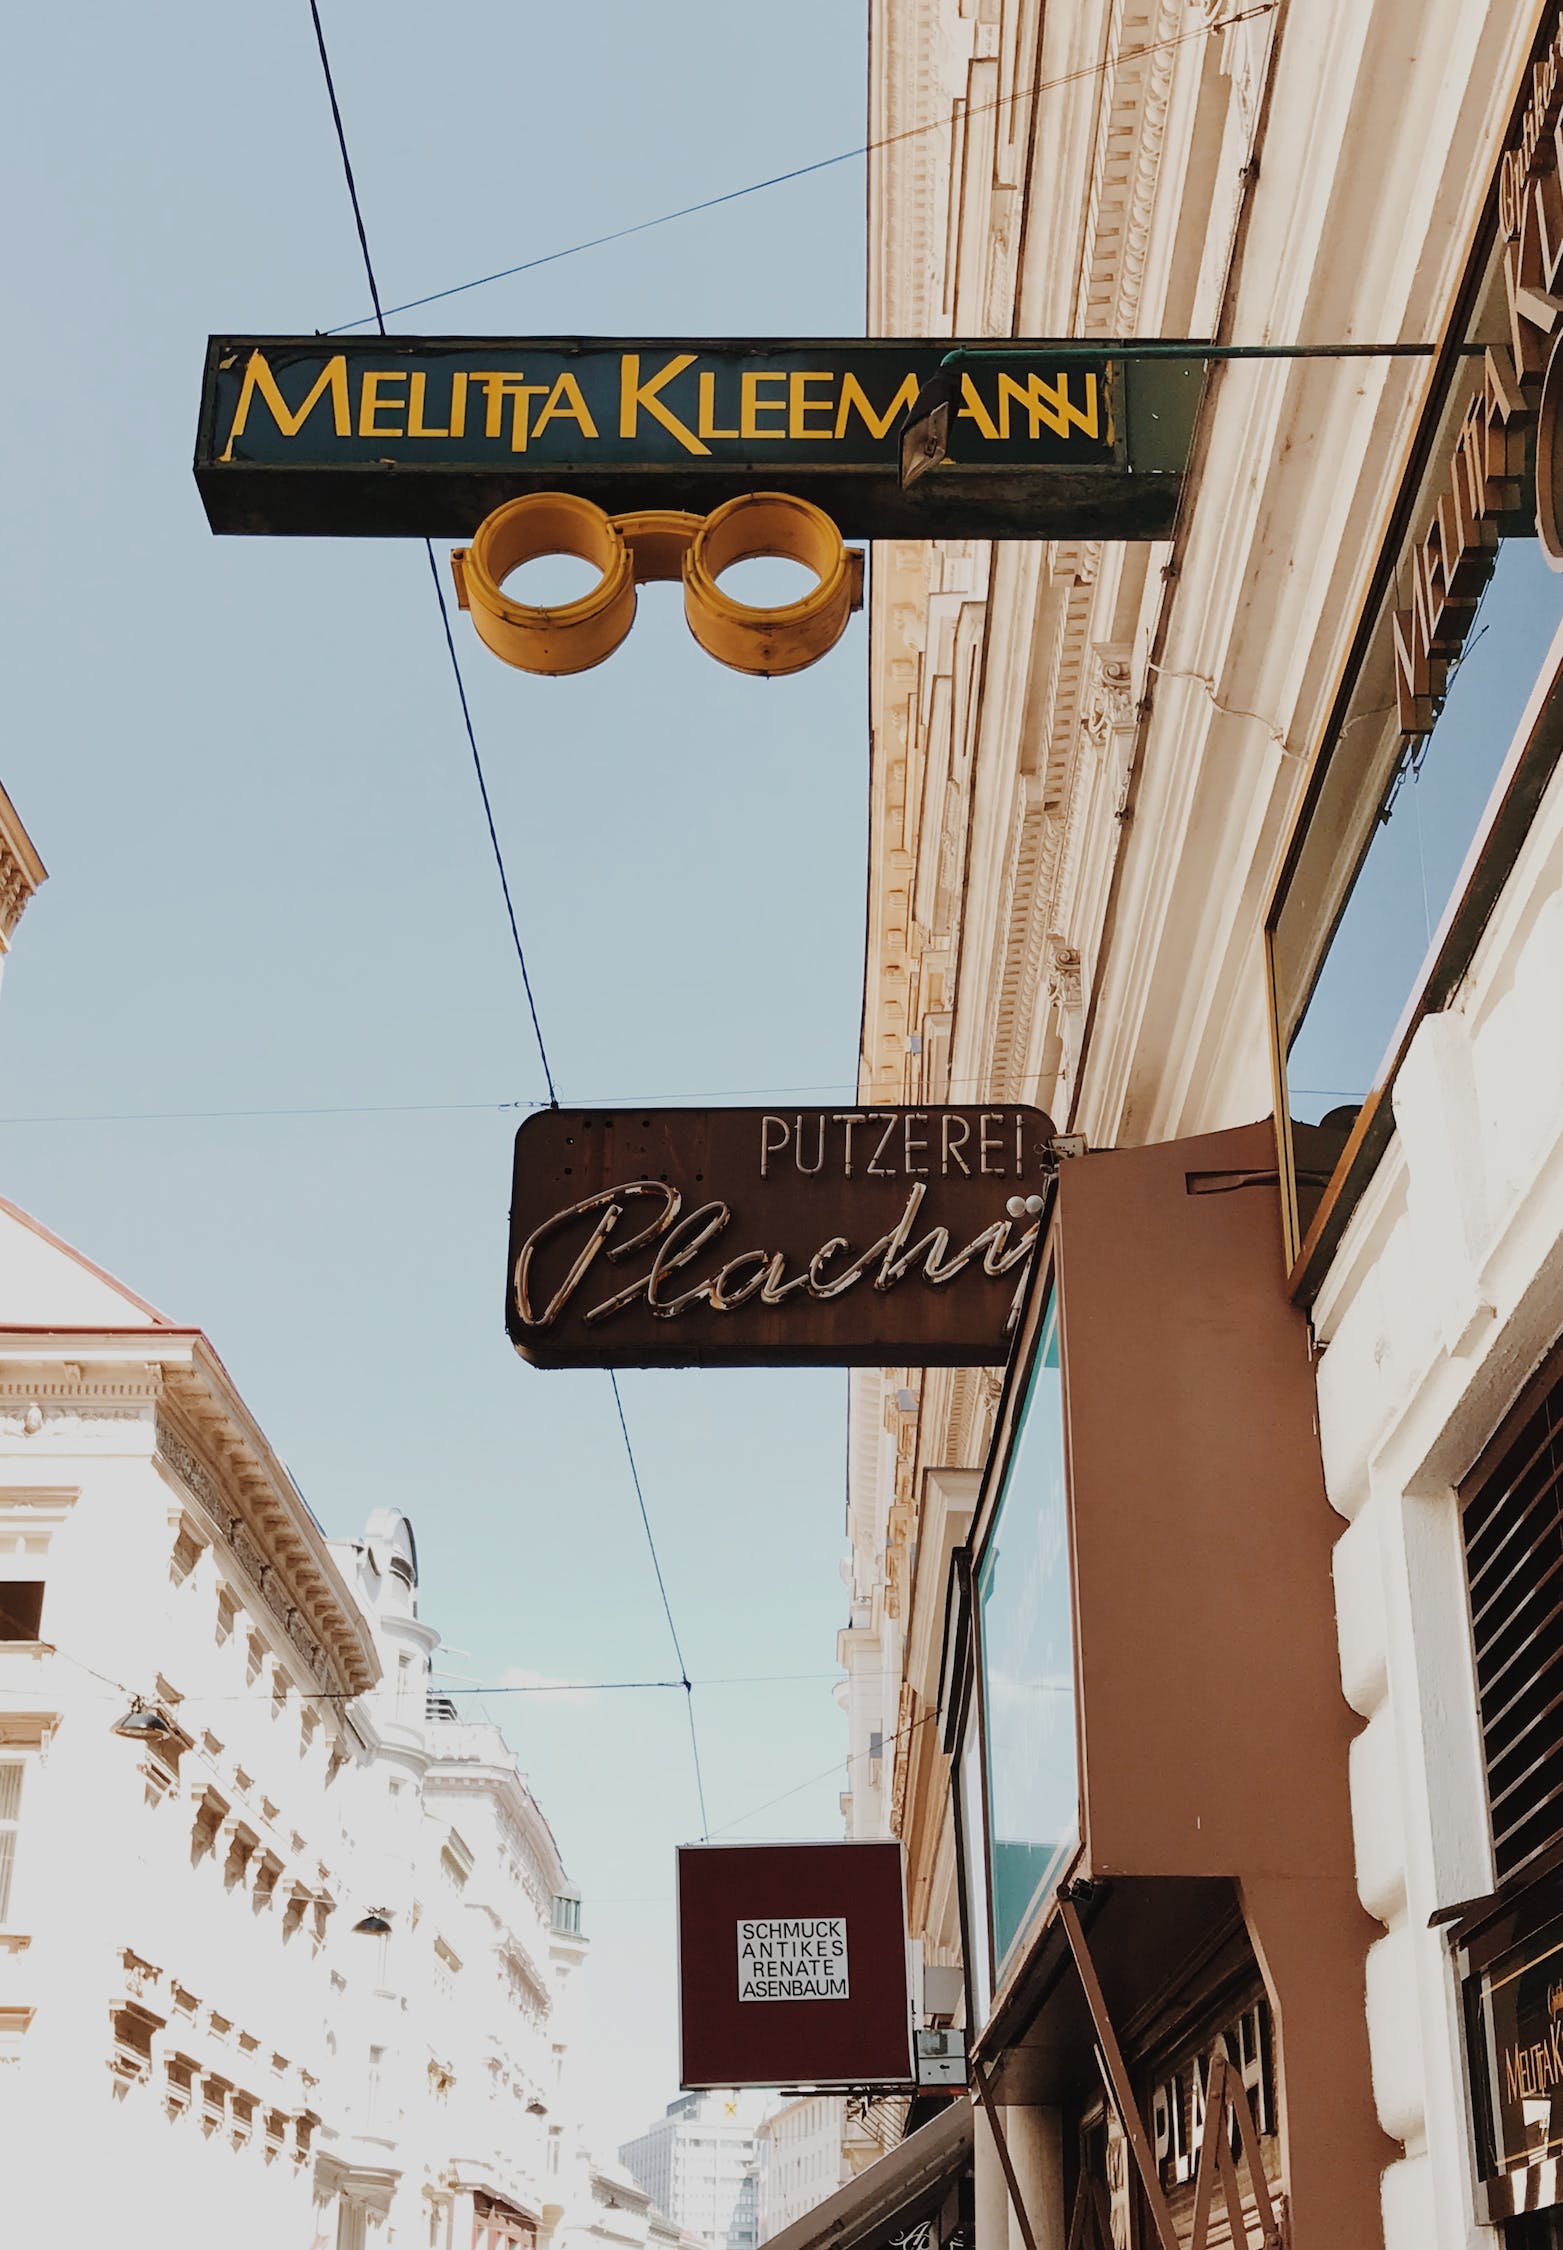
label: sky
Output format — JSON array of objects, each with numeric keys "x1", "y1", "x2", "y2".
[{"x1": 0, "y1": 0, "x2": 871, "y2": 2149}]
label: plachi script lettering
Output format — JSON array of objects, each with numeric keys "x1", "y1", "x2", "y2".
[{"x1": 512, "y1": 1178, "x2": 1037, "y2": 1333}]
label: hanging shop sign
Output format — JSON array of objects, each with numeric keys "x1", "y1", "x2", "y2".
[
  {"x1": 504, "y1": 1104, "x2": 1056, "y2": 1369},
  {"x1": 194, "y1": 336, "x2": 1201, "y2": 541},
  {"x1": 678, "y1": 1842, "x2": 914, "y2": 2090},
  {"x1": 1461, "y1": 1905, "x2": 1563, "y2": 2215},
  {"x1": 1393, "y1": 13, "x2": 1563, "y2": 740}
]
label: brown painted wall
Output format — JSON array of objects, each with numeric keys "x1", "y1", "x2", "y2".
[{"x1": 1054, "y1": 1121, "x2": 1392, "y2": 2240}]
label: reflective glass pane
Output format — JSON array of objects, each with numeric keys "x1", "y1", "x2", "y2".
[
  {"x1": 977, "y1": 1287, "x2": 1077, "y2": 1973},
  {"x1": 1286, "y1": 536, "x2": 1563, "y2": 1129}
]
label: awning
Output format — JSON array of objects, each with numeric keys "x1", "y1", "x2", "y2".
[{"x1": 760, "y1": 2100, "x2": 972, "y2": 2250}]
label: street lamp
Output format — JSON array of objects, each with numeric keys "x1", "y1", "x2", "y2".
[{"x1": 112, "y1": 1700, "x2": 175, "y2": 1741}]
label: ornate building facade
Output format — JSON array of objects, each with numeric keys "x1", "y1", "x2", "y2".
[{"x1": 849, "y1": 3, "x2": 1563, "y2": 2246}]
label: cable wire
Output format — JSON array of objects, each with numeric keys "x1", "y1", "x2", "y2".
[
  {"x1": 326, "y1": 3, "x2": 1277, "y2": 332},
  {"x1": 306, "y1": 0, "x2": 385, "y2": 335},
  {"x1": 423, "y1": 540, "x2": 559, "y2": 1103},
  {"x1": 304, "y1": 0, "x2": 703, "y2": 1835},
  {"x1": 306, "y1": 0, "x2": 558, "y2": 1106},
  {"x1": 610, "y1": 1369, "x2": 711, "y2": 1840}
]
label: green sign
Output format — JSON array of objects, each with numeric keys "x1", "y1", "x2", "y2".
[{"x1": 195, "y1": 336, "x2": 1202, "y2": 540}]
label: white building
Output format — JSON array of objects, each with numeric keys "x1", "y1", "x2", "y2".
[
  {"x1": 757, "y1": 2097, "x2": 885, "y2": 2243},
  {"x1": 0, "y1": 777, "x2": 619, "y2": 2250},
  {"x1": 322, "y1": 1510, "x2": 593, "y2": 2248},
  {"x1": 0, "y1": 1192, "x2": 382, "y2": 2250},
  {"x1": 619, "y1": 2092, "x2": 762, "y2": 2250}
]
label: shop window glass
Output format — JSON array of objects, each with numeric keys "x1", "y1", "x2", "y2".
[
  {"x1": 977, "y1": 1285, "x2": 1077, "y2": 1974},
  {"x1": 1286, "y1": 538, "x2": 1563, "y2": 1135},
  {"x1": 1269, "y1": 213, "x2": 1563, "y2": 1269}
]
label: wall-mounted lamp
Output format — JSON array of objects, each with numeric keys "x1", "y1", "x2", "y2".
[{"x1": 352, "y1": 1909, "x2": 393, "y2": 1937}]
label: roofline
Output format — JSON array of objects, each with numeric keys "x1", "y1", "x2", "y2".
[
  {"x1": 0, "y1": 1323, "x2": 380, "y2": 1701},
  {"x1": 0, "y1": 779, "x2": 47, "y2": 889},
  {"x1": 0, "y1": 1195, "x2": 174, "y2": 1323}
]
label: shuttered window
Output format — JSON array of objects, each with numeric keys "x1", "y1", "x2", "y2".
[{"x1": 1463, "y1": 1347, "x2": 1563, "y2": 1882}]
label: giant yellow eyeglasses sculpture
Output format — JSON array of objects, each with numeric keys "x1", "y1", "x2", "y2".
[{"x1": 451, "y1": 491, "x2": 864, "y2": 677}]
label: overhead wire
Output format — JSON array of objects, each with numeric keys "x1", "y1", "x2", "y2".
[
  {"x1": 2, "y1": 1067, "x2": 1106, "y2": 1129},
  {"x1": 303, "y1": 0, "x2": 705, "y2": 1837},
  {"x1": 307, "y1": 0, "x2": 557, "y2": 1106},
  {"x1": 325, "y1": 1, "x2": 1279, "y2": 333},
  {"x1": 708, "y1": 1709, "x2": 941, "y2": 1838}
]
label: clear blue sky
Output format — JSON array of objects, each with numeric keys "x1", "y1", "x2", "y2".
[{"x1": 0, "y1": 0, "x2": 870, "y2": 2146}]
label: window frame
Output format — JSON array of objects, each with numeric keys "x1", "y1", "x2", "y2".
[
  {"x1": 942, "y1": 1233, "x2": 1082, "y2": 2033},
  {"x1": 1265, "y1": 5, "x2": 1559, "y2": 1294}
]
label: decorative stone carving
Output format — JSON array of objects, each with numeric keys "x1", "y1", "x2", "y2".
[
  {"x1": 156, "y1": 1420, "x2": 333, "y2": 1692},
  {"x1": 1083, "y1": 647, "x2": 1136, "y2": 759},
  {"x1": 1045, "y1": 938, "x2": 1085, "y2": 1018}
]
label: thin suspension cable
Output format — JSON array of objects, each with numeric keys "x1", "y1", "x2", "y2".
[
  {"x1": 304, "y1": 0, "x2": 558, "y2": 1104},
  {"x1": 709, "y1": 1709, "x2": 941, "y2": 1838},
  {"x1": 326, "y1": 4, "x2": 1277, "y2": 333},
  {"x1": 306, "y1": 0, "x2": 385, "y2": 335},
  {"x1": 305, "y1": 0, "x2": 703, "y2": 1834},
  {"x1": 44, "y1": 1654, "x2": 842, "y2": 1706},
  {"x1": 611, "y1": 1370, "x2": 711, "y2": 1841},
  {"x1": 423, "y1": 541, "x2": 559, "y2": 1103}
]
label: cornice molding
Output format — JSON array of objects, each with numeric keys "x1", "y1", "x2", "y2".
[
  {"x1": 0, "y1": 782, "x2": 46, "y2": 955},
  {"x1": 0, "y1": 1332, "x2": 378, "y2": 1703}
]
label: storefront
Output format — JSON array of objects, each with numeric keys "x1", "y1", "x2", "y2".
[
  {"x1": 1248, "y1": 7, "x2": 1563, "y2": 2241},
  {"x1": 938, "y1": 1122, "x2": 1388, "y2": 2246},
  {"x1": 1266, "y1": 5, "x2": 1563, "y2": 1298}
]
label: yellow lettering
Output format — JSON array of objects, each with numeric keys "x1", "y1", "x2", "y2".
[
  {"x1": 221, "y1": 350, "x2": 350, "y2": 457},
  {"x1": 532, "y1": 371, "x2": 598, "y2": 441},
  {"x1": 833, "y1": 370, "x2": 919, "y2": 441},
  {"x1": 407, "y1": 370, "x2": 460, "y2": 440},
  {"x1": 358, "y1": 371, "x2": 406, "y2": 439},
  {"x1": 697, "y1": 373, "x2": 739, "y2": 440},
  {"x1": 788, "y1": 371, "x2": 836, "y2": 439},
  {"x1": 471, "y1": 373, "x2": 548, "y2": 453},
  {"x1": 618, "y1": 354, "x2": 708, "y2": 456},
  {"x1": 740, "y1": 371, "x2": 788, "y2": 439},
  {"x1": 995, "y1": 369, "x2": 1100, "y2": 441},
  {"x1": 957, "y1": 372, "x2": 1001, "y2": 442}
]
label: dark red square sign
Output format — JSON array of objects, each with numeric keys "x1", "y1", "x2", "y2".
[{"x1": 678, "y1": 1842, "x2": 913, "y2": 2089}]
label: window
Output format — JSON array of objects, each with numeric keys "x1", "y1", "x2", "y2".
[
  {"x1": 551, "y1": 1890, "x2": 582, "y2": 1935},
  {"x1": 0, "y1": 1761, "x2": 22, "y2": 1921},
  {"x1": 0, "y1": 1582, "x2": 44, "y2": 1641},
  {"x1": 1268, "y1": 74, "x2": 1563, "y2": 1285},
  {"x1": 1462, "y1": 1340, "x2": 1563, "y2": 1882},
  {"x1": 975, "y1": 1281, "x2": 1077, "y2": 1977}
]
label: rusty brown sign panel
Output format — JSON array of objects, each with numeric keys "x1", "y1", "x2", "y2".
[{"x1": 505, "y1": 1105, "x2": 1056, "y2": 1368}]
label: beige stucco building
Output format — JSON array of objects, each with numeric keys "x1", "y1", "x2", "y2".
[{"x1": 843, "y1": 3, "x2": 1563, "y2": 2246}]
